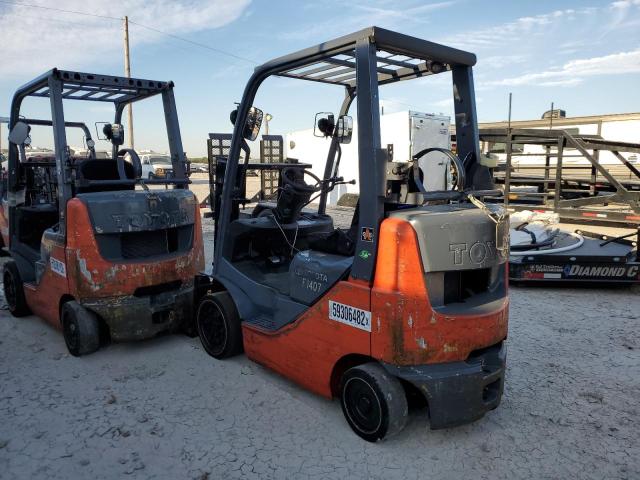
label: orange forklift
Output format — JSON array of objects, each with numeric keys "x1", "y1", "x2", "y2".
[
  {"x1": 196, "y1": 28, "x2": 509, "y2": 441},
  {"x1": 4, "y1": 69, "x2": 204, "y2": 356}
]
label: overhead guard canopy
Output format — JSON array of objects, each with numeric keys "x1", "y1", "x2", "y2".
[{"x1": 260, "y1": 26, "x2": 476, "y2": 88}]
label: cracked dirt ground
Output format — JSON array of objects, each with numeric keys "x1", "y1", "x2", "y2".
[{"x1": 1, "y1": 239, "x2": 639, "y2": 479}]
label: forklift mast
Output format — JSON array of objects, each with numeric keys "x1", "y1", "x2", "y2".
[{"x1": 215, "y1": 26, "x2": 493, "y2": 282}]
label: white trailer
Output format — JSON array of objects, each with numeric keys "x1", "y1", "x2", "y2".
[
  {"x1": 286, "y1": 110, "x2": 450, "y2": 205},
  {"x1": 479, "y1": 112, "x2": 640, "y2": 166}
]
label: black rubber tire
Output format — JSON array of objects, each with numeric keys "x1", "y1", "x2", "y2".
[
  {"x1": 340, "y1": 362, "x2": 408, "y2": 442},
  {"x1": 3, "y1": 261, "x2": 31, "y2": 317},
  {"x1": 196, "y1": 292, "x2": 243, "y2": 359},
  {"x1": 61, "y1": 301, "x2": 100, "y2": 357}
]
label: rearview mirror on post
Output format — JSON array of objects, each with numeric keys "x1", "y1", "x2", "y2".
[
  {"x1": 244, "y1": 107, "x2": 264, "y2": 141},
  {"x1": 336, "y1": 115, "x2": 353, "y2": 144},
  {"x1": 314, "y1": 112, "x2": 335, "y2": 138},
  {"x1": 8, "y1": 121, "x2": 30, "y2": 145}
]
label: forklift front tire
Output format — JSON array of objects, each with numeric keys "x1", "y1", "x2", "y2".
[
  {"x1": 341, "y1": 362, "x2": 408, "y2": 442},
  {"x1": 196, "y1": 292, "x2": 243, "y2": 359},
  {"x1": 61, "y1": 301, "x2": 100, "y2": 357},
  {"x1": 3, "y1": 261, "x2": 31, "y2": 317}
]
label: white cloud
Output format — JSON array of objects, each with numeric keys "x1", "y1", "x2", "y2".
[
  {"x1": 489, "y1": 48, "x2": 640, "y2": 87},
  {"x1": 443, "y1": 7, "x2": 596, "y2": 51},
  {"x1": 436, "y1": 0, "x2": 640, "y2": 93},
  {"x1": 0, "y1": 0, "x2": 251, "y2": 76},
  {"x1": 611, "y1": 0, "x2": 640, "y2": 8},
  {"x1": 279, "y1": 1, "x2": 456, "y2": 41}
]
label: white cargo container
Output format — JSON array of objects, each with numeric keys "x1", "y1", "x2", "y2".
[{"x1": 286, "y1": 110, "x2": 450, "y2": 205}]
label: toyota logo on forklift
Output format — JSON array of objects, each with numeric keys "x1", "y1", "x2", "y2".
[
  {"x1": 194, "y1": 27, "x2": 509, "y2": 442},
  {"x1": 449, "y1": 240, "x2": 499, "y2": 265}
]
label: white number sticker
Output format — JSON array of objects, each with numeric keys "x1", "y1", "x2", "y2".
[
  {"x1": 328, "y1": 301, "x2": 371, "y2": 332},
  {"x1": 50, "y1": 257, "x2": 66, "y2": 278}
]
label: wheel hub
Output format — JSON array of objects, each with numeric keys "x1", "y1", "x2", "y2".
[{"x1": 344, "y1": 377, "x2": 382, "y2": 434}]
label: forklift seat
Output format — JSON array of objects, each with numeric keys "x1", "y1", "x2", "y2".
[
  {"x1": 307, "y1": 200, "x2": 360, "y2": 256},
  {"x1": 228, "y1": 213, "x2": 334, "y2": 261},
  {"x1": 76, "y1": 158, "x2": 135, "y2": 193},
  {"x1": 16, "y1": 204, "x2": 59, "y2": 251}
]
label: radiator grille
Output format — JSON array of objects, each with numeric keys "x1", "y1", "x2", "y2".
[
  {"x1": 121, "y1": 230, "x2": 167, "y2": 259},
  {"x1": 96, "y1": 225, "x2": 194, "y2": 261}
]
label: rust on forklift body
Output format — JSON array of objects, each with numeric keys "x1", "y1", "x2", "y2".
[{"x1": 372, "y1": 218, "x2": 508, "y2": 365}]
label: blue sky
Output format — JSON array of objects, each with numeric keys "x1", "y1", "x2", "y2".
[{"x1": 1, "y1": 0, "x2": 639, "y2": 156}]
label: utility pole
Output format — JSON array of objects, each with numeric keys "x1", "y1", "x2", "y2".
[
  {"x1": 123, "y1": 16, "x2": 134, "y2": 149},
  {"x1": 265, "y1": 113, "x2": 273, "y2": 136}
]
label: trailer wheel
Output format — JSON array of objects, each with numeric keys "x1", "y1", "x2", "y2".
[
  {"x1": 196, "y1": 292, "x2": 243, "y2": 359},
  {"x1": 340, "y1": 362, "x2": 408, "y2": 442},
  {"x1": 61, "y1": 301, "x2": 100, "y2": 357},
  {"x1": 3, "y1": 261, "x2": 31, "y2": 317}
]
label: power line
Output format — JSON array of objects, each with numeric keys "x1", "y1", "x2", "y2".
[
  {"x1": 0, "y1": 0, "x2": 257, "y2": 64},
  {"x1": 0, "y1": 0, "x2": 120, "y2": 20},
  {"x1": 128, "y1": 20, "x2": 257, "y2": 64}
]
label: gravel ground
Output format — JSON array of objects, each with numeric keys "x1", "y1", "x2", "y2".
[{"x1": 1, "y1": 197, "x2": 639, "y2": 479}]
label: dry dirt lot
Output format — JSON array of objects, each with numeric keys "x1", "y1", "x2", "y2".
[{"x1": 0, "y1": 190, "x2": 639, "y2": 479}]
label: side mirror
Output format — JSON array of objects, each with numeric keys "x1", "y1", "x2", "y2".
[
  {"x1": 103, "y1": 123, "x2": 124, "y2": 146},
  {"x1": 336, "y1": 115, "x2": 353, "y2": 144},
  {"x1": 243, "y1": 106, "x2": 263, "y2": 141},
  {"x1": 86, "y1": 138, "x2": 95, "y2": 149},
  {"x1": 314, "y1": 112, "x2": 335, "y2": 138},
  {"x1": 9, "y1": 121, "x2": 30, "y2": 145}
]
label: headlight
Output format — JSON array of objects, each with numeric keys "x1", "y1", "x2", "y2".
[{"x1": 155, "y1": 168, "x2": 165, "y2": 175}]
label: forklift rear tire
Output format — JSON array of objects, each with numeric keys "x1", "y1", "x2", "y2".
[
  {"x1": 61, "y1": 301, "x2": 100, "y2": 357},
  {"x1": 3, "y1": 261, "x2": 31, "y2": 317},
  {"x1": 340, "y1": 362, "x2": 408, "y2": 442},
  {"x1": 196, "y1": 292, "x2": 243, "y2": 359}
]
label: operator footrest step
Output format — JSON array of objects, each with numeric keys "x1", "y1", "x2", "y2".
[{"x1": 247, "y1": 315, "x2": 277, "y2": 330}]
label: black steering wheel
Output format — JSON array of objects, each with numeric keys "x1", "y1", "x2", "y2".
[
  {"x1": 411, "y1": 147, "x2": 466, "y2": 202},
  {"x1": 281, "y1": 167, "x2": 323, "y2": 194},
  {"x1": 117, "y1": 148, "x2": 143, "y2": 179}
]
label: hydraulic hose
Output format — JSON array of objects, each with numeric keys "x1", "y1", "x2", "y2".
[{"x1": 510, "y1": 231, "x2": 584, "y2": 256}]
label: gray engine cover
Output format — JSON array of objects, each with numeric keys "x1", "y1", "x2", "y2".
[
  {"x1": 77, "y1": 189, "x2": 196, "y2": 234},
  {"x1": 289, "y1": 250, "x2": 353, "y2": 305},
  {"x1": 391, "y1": 204, "x2": 508, "y2": 272}
]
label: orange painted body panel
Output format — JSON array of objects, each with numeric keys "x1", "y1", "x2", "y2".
[
  {"x1": 64, "y1": 198, "x2": 205, "y2": 299},
  {"x1": 21, "y1": 197, "x2": 204, "y2": 328},
  {"x1": 240, "y1": 217, "x2": 508, "y2": 399},
  {"x1": 0, "y1": 199, "x2": 8, "y2": 247},
  {"x1": 371, "y1": 218, "x2": 508, "y2": 365},
  {"x1": 24, "y1": 239, "x2": 69, "y2": 327},
  {"x1": 242, "y1": 281, "x2": 371, "y2": 398}
]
